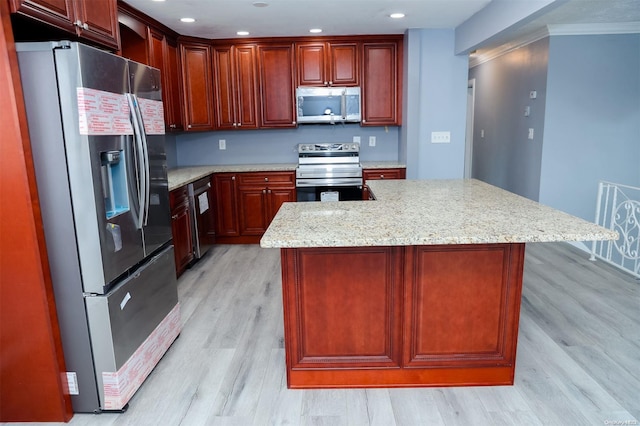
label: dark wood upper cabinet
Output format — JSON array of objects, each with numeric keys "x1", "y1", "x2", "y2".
[
  {"x1": 257, "y1": 43, "x2": 296, "y2": 128},
  {"x1": 361, "y1": 40, "x2": 402, "y2": 126},
  {"x1": 163, "y1": 37, "x2": 184, "y2": 131},
  {"x1": 212, "y1": 45, "x2": 259, "y2": 130},
  {"x1": 296, "y1": 41, "x2": 359, "y2": 87},
  {"x1": 11, "y1": 0, "x2": 120, "y2": 50},
  {"x1": 180, "y1": 41, "x2": 215, "y2": 131},
  {"x1": 118, "y1": 5, "x2": 184, "y2": 132}
]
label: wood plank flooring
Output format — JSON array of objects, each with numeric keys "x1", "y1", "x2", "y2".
[{"x1": 9, "y1": 242, "x2": 639, "y2": 425}]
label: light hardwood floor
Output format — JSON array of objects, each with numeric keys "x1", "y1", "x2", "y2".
[{"x1": 13, "y1": 243, "x2": 640, "y2": 425}]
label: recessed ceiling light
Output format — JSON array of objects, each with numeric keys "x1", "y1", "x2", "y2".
[
  {"x1": 309, "y1": 28, "x2": 322, "y2": 34},
  {"x1": 252, "y1": 1, "x2": 269, "y2": 7},
  {"x1": 389, "y1": 13, "x2": 405, "y2": 19},
  {"x1": 237, "y1": 31, "x2": 250, "y2": 36},
  {"x1": 180, "y1": 17, "x2": 195, "y2": 23}
]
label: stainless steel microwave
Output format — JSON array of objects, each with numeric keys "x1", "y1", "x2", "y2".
[{"x1": 296, "y1": 86, "x2": 361, "y2": 124}]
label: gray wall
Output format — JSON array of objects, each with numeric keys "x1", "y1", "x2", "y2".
[
  {"x1": 401, "y1": 29, "x2": 469, "y2": 179},
  {"x1": 170, "y1": 123, "x2": 399, "y2": 167},
  {"x1": 469, "y1": 37, "x2": 550, "y2": 200},
  {"x1": 469, "y1": 33, "x2": 640, "y2": 223},
  {"x1": 539, "y1": 34, "x2": 640, "y2": 220}
]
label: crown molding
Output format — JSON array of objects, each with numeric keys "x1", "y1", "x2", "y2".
[{"x1": 469, "y1": 22, "x2": 640, "y2": 68}]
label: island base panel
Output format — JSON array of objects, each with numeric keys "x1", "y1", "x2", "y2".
[
  {"x1": 280, "y1": 244, "x2": 525, "y2": 389},
  {"x1": 288, "y1": 365, "x2": 515, "y2": 388}
]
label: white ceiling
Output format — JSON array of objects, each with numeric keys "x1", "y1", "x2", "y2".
[
  {"x1": 124, "y1": 0, "x2": 640, "y2": 50},
  {"x1": 123, "y1": 0, "x2": 492, "y2": 39}
]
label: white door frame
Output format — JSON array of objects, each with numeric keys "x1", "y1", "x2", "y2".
[{"x1": 464, "y1": 78, "x2": 476, "y2": 179}]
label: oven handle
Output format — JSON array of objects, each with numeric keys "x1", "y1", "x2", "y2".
[{"x1": 296, "y1": 178, "x2": 363, "y2": 187}]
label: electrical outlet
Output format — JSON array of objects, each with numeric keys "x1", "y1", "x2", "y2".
[
  {"x1": 219, "y1": 139, "x2": 226, "y2": 150},
  {"x1": 353, "y1": 136, "x2": 361, "y2": 143},
  {"x1": 431, "y1": 131, "x2": 451, "y2": 143},
  {"x1": 369, "y1": 136, "x2": 376, "y2": 147},
  {"x1": 528, "y1": 128, "x2": 534, "y2": 140}
]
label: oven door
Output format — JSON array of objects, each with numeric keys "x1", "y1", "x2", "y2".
[{"x1": 296, "y1": 180, "x2": 363, "y2": 202}]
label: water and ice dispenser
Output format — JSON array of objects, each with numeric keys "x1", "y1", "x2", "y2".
[{"x1": 101, "y1": 150, "x2": 129, "y2": 219}]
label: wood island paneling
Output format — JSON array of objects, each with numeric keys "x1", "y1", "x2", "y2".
[{"x1": 280, "y1": 243, "x2": 525, "y2": 388}]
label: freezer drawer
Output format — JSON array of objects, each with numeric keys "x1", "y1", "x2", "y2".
[{"x1": 85, "y1": 245, "x2": 178, "y2": 408}]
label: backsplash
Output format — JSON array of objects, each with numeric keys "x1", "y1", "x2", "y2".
[{"x1": 167, "y1": 124, "x2": 400, "y2": 168}]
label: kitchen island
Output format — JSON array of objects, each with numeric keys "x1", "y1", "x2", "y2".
[{"x1": 260, "y1": 179, "x2": 617, "y2": 388}]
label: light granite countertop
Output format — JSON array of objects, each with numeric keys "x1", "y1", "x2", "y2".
[
  {"x1": 260, "y1": 179, "x2": 618, "y2": 248},
  {"x1": 167, "y1": 162, "x2": 406, "y2": 191}
]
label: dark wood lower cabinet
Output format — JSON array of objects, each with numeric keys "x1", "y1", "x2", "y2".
[{"x1": 280, "y1": 243, "x2": 525, "y2": 388}]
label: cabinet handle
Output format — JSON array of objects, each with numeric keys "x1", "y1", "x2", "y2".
[{"x1": 171, "y1": 214, "x2": 178, "y2": 220}]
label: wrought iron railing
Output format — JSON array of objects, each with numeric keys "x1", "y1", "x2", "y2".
[{"x1": 590, "y1": 181, "x2": 640, "y2": 278}]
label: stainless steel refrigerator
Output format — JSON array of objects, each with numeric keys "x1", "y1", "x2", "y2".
[{"x1": 16, "y1": 41, "x2": 181, "y2": 413}]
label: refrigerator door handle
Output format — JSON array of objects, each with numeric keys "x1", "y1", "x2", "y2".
[
  {"x1": 126, "y1": 94, "x2": 148, "y2": 230},
  {"x1": 132, "y1": 95, "x2": 151, "y2": 227}
]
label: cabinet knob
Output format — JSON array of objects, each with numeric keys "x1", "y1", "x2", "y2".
[
  {"x1": 323, "y1": 81, "x2": 328, "y2": 85},
  {"x1": 188, "y1": 124, "x2": 192, "y2": 128},
  {"x1": 262, "y1": 189, "x2": 266, "y2": 194},
  {"x1": 231, "y1": 176, "x2": 235, "y2": 180},
  {"x1": 264, "y1": 177, "x2": 268, "y2": 182},
  {"x1": 380, "y1": 174, "x2": 385, "y2": 179},
  {"x1": 238, "y1": 123, "x2": 242, "y2": 127}
]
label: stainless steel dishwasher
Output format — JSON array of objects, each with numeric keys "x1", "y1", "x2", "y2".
[{"x1": 188, "y1": 177, "x2": 216, "y2": 259}]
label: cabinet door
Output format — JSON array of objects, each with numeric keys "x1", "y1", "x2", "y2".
[
  {"x1": 296, "y1": 42, "x2": 326, "y2": 86},
  {"x1": 362, "y1": 42, "x2": 401, "y2": 126},
  {"x1": 163, "y1": 38, "x2": 184, "y2": 131},
  {"x1": 213, "y1": 174, "x2": 239, "y2": 237},
  {"x1": 11, "y1": 0, "x2": 119, "y2": 50},
  {"x1": 268, "y1": 187, "x2": 295, "y2": 221},
  {"x1": 238, "y1": 188, "x2": 269, "y2": 236},
  {"x1": 257, "y1": 44, "x2": 296, "y2": 128},
  {"x1": 213, "y1": 45, "x2": 258, "y2": 129},
  {"x1": 10, "y1": 0, "x2": 76, "y2": 35},
  {"x1": 329, "y1": 42, "x2": 359, "y2": 86},
  {"x1": 153, "y1": 36, "x2": 184, "y2": 131},
  {"x1": 234, "y1": 45, "x2": 258, "y2": 129},
  {"x1": 180, "y1": 42, "x2": 215, "y2": 131},
  {"x1": 170, "y1": 188, "x2": 194, "y2": 277},
  {"x1": 213, "y1": 46, "x2": 236, "y2": 129},
  {"x1": 74, "y1": 0, "x2": 119, "y2": 50}
]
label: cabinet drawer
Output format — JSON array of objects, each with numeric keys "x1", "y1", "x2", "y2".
[
  {"x1": 363, "y1": 168, "x2": 406, "y2": 181},
  {"x1": 237, "y1": 171, "x2": 295, "y2": 187},
  {"x1": 169, "y1": 186, "x2": 189, "y2": 206}
]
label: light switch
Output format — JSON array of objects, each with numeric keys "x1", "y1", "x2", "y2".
[
  {"x1": 219, "y1": 139, "x2": 226, "y2": 150},
  {"x1": 369, "y1": 136, "x2": 376, "y2": 147},
  {"x1": 431, "y1": 131, "x2": 451, "y2": 143}
]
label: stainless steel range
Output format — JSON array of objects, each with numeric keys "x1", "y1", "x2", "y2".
[{"x1": 296, "y1": 142, "x2": 363, "y2": 202}]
